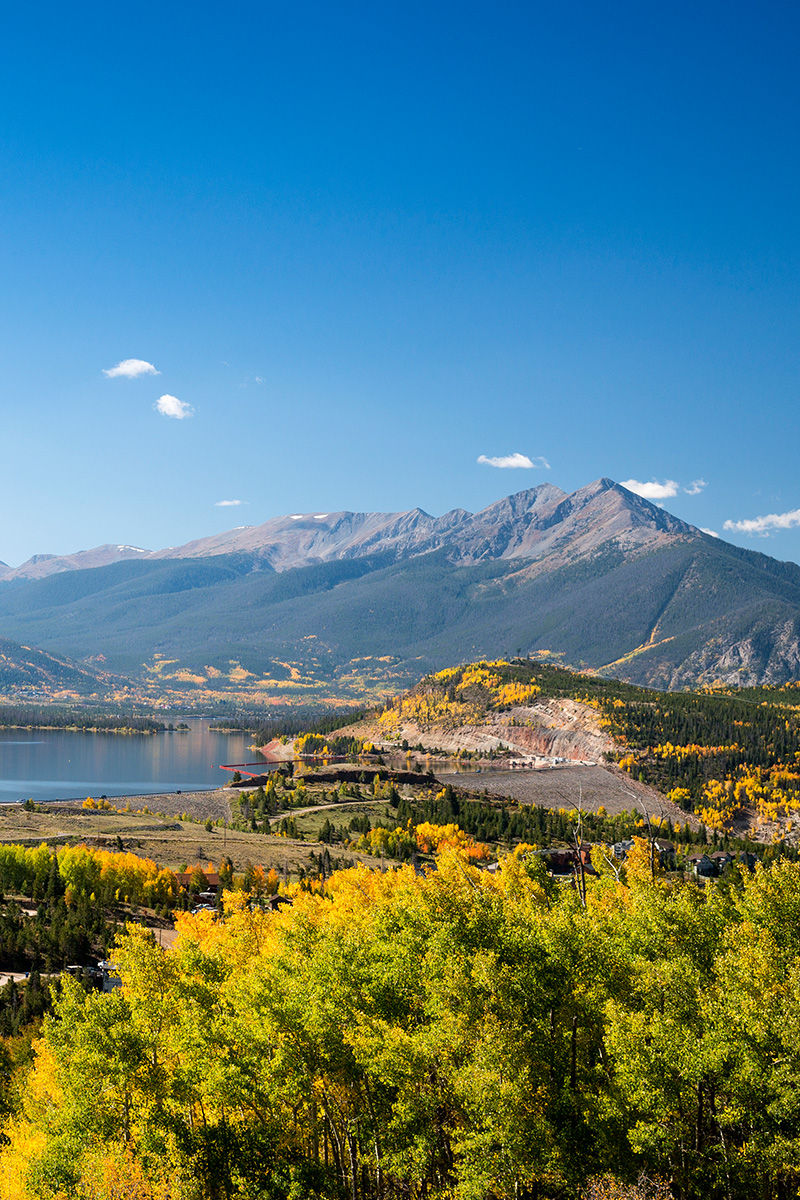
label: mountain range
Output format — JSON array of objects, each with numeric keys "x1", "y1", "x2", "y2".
[
  {"x1": 2, "y1": 478, "x2": 800, "y2": 698},
  {"x1": 0, "y1": 480, "x2": 688, "y2": 581}
]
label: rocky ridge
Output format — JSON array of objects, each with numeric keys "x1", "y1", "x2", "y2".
[
  {"x1": 3, "y1": 480, "x2": 800, "y2": 692},
  {"x1": 1, "y1": 479, "x2": 696, "y2": 580}
]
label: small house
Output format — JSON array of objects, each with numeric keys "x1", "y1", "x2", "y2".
[
  {"x1": 176, "y1": 870, "x2": 221, "y2": 895},
  {"x1": 544, "y1": 845, "x2": 597, "y2": 877},
  {"x1": 686, "y1": 853, "x2": 716, "y2": 879},
  {"x1": 654, "y1": 839, "x2": 676, "y2": 869}
]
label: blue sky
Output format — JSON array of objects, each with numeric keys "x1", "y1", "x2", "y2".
[{"x1": 1, "y1": 0, "x2": 798, "y2": 565}]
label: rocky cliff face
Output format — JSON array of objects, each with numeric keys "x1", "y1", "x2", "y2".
[
  {"x1": 640, "y1": 617, "x2": 800, "y2": 689},
  {"x1": 494, "y1": 698, "x2": 617, "y2": 760},
  {"x1": 344, "y1": 697, "x2": 616, "y2": 762}
]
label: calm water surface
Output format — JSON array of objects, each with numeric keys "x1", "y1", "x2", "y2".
[{"x1": 0, "y1": 719, "x2": 265, "y2": 803}]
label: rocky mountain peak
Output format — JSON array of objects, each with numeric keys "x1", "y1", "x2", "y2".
[{"x1": 2, "y1": 479, "x2": 702, "y2": 581}]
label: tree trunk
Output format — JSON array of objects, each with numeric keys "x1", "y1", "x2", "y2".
[
  {"x1": 348, "y1": 1131, "x2": 359, "y2": 1200},
  {"x1": 570, "y1": 1015, "x2": 578, "y2": 1091},
  {"x1": 695, "y1": 1079, "x2": 704, "y2": 1155}
]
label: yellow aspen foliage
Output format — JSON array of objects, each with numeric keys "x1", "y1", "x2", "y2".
[
  {"x1": 376, "y1": 660, "x2": 549, "y2": 732},
  {"x1": 696, "y1": 777, "x2": 748, "y2": 828},
  {"x1": 624, "y1": 836, "x2": 665, "y2": 888},
  {"x1": 0, "y1": 1040, "x2": 60, "y2": 1200},
  {"x1": 493, "y1": 681, "x2": 541, "y2": 707},
  {"x1": 77, "y1": 1147, "x2": 182, "y2": 1200},
  {"x1": 413, "y1": 821, "x2": 491, "y2": 859},
  {"x1": 651, "y1": 742, "x2": 741, "y2": 760},
  {"x1": 57, "y1": 845, "x2": 178, "y2": 907},
  {"x1": 0, "y1": 1119, "x2": 46, "y2": 1200},
  {"x1": 10, "y1": 852, "x2": 800, "y2": 1197},
  {"x1": 429, "y1": 666, "x2": 461, "y2": 683}
]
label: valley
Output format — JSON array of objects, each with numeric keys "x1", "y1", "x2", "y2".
[{"x1": 1, "y1": 654, "x2": 799, "y2": 1200}]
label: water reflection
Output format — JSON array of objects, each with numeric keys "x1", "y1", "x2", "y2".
[{"x1": 0, "y1": 719, "x2": 263, "y2": 803}]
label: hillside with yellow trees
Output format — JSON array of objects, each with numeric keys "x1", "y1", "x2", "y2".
[
  {"x1": 5, "y1": 847, "x2": 800, "y2": 1198},
  {"x1": 291, "y1": 658, "x2": 800, "y2": 840},
  {"x1": 325, "y1": 658, "x2": 616, "y2": 762},
  {"x1": 3, "y1": 663, "x2": 800, "y2": 1197}
]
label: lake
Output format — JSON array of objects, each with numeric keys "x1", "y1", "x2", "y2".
[{"x1": 0, "y1": 720, "x2": 267, "y2": 803}]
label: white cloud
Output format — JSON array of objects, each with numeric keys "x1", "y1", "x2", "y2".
[
  {"x1": 103, "y1": 358, "x2": 159, "y2": 379},
  {"x1": 700, "y1": 527, "x2": 720, "y2": 538},
  {"x1": 155, "y1": 394, "x2": 193, "y2": 420},
  {"x1": 684, "y1": 478, "x2": 708, "y2": 495},
  {"x1": 620, "y1": 478, "x2": 680, "y2": 500},
  {"x1": 477, "y1": 453, "x2": 550, "y2": 470},
  {"x1": 723, "y1": 509, "x2": 800, "y2": 536},
  {"x1": 215, "y1": 499, "x2": 245, "y2": 507}
]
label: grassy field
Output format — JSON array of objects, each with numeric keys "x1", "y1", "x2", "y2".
[{"x1": 0, "y1": 792, "x2": 386, "y2": 874}]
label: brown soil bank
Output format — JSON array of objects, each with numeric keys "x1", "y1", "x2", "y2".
[{"x1": 436, "y1": 763, "x2": 699, "y2": 828}]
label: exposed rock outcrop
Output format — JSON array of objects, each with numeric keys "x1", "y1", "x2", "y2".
[{"x1": 336, "y1": 697, "x2": 616, "y2": 763}]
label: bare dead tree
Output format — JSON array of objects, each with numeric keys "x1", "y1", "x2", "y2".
[
  {"x1": 572, "y1": 784, "x2": 588, "y2": 908},
  {"x1": 625, "y1": 788, "x2": 669, "y2": 884}
]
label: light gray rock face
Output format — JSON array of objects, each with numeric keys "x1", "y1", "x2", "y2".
[
  {"x1": 4, "y1": 544, "x2": 149, "y2": 581},
  {"x1": 134, "y1": 479, "x2": 696, "y2": 572},
  {"x1": 658, "y1": 618, "x2": 800, "y2": 689}
]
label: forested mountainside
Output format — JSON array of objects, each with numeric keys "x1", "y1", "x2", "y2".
[
  {"x1": 2, "y1": 480, "x2": 800, "y2": 695},
  {"x1": 0, "y1": 636, "x2": 121, "y2": 697}
]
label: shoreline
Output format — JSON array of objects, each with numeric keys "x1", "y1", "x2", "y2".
[
  {"x1": 0, "y1": 724, "x2": 161, "y2": 730},
  {"x1": 0, "y1": 786, "x2": 225, "y2": 807}
]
